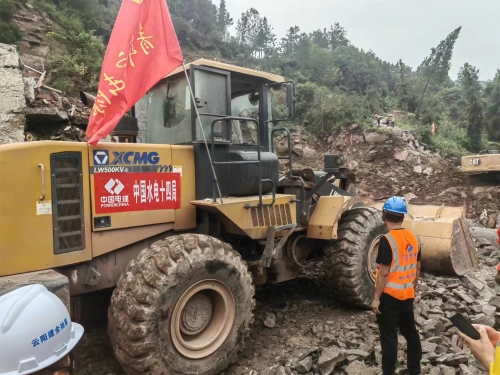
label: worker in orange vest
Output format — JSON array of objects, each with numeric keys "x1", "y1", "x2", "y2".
[{"x1": 371, "y1": 196, "x2": 422, "y2": 375}]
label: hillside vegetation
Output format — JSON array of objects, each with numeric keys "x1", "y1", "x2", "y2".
[{"x1": 3, "y1": 0, "x2": 500, "y2": 156}]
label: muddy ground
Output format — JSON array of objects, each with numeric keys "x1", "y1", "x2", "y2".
[
  {"x1": 74, "y1": 228, "x2": 500, "y2": 375},
  {"x1": 74, "y1": 270, "x2": 366, "y2": 375}
]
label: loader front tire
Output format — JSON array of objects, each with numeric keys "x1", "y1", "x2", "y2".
[
  {"x1": 324, "y1": 207, "x2": 386, "y2": 309},
  {"x1": 108, "y1": 234, "x2": 255, "y2": 375}
]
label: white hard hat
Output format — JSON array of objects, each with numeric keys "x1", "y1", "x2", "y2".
[{"x1": 0, "y1": 284, "x2": 84, "y2": 375}]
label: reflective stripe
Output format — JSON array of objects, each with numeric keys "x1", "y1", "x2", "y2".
[
  {"x1": 386, "y1": 282, "x2": 415, "y2": 290},
  {"x1": 391, "y1": 264, "x2": 416, "y2": 273},
  {"x1": 385, "y1": 233, "x2": 418, "y2": 273},
  {"x1": 385, "y1": 233, "x2": 399, "y2": 268},
  {"x1": 400, "y1": 263, "x2": 417, "y2": 272},
  {"x1": 386, "y1": 282, "x2": 405, "y2": 290}
]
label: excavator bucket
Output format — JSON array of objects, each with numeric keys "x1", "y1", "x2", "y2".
[{"x1": 365, "y1": 201, "x2": 479, "y2": 276}]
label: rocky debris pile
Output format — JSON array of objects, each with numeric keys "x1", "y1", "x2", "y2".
[
  {"x1": 23, "y1": 87, "x2": 90, "y2": 142},
  {"x1": 0, "y1": 38, "x2": 91, "y2": 145},
  {"x1": 69, "y1": 229, "x2": 499, "y2": 375},
  {"x1": 278, "y1": 124, "x2": 500, "y2": 221},
  {"x1": 475, "y1": 190, "x2": 500, "y2": 229},
  {"x1": 2, "y1": 3, "x2": 93, "y2": 143},
  {"x1": 19, "y1": 50, "x2": 92, "y2": 142},
  {"x1": 225, "y1": 233, "x2": 499, "y2": 375},
  {"x1": 473, "y1": 234, "x2": 500, "y2": 268},
  {"x1": 0, "y1": 43, "x2": 27, "y2": 144}
]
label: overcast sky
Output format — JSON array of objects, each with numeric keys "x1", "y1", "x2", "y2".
[{"x1": 226, "y1": 0, "x2": 500, "y2": 81}]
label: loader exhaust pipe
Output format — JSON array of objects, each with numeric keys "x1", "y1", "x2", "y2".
[{"x1": 80, "y1": 91, "x2": 96, "y2": 108}]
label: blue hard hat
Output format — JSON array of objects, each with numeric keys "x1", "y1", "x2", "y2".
[{"x1": 382, "y1": 196, "x2": 407, "y2": 215}]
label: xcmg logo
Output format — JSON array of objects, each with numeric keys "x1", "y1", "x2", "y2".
[{"x1": 93, "y1": 150, "x2": 160, "y2": 165}]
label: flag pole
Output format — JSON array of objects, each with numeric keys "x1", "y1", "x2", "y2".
[{"x1": 182, "y1": 61, "x2": 224, "y2": 204}]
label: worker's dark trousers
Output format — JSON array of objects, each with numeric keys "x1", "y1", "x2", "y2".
[{"x1": 376, "y1": 293, "x2": 422, "y2": 375}]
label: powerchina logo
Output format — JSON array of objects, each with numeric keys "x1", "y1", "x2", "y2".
[{"x1": 93, "y1": 150, "x2": 160, "y2": 166}]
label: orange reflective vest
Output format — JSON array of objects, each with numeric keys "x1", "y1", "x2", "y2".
[{"x1": 376, "y1": 229, "x2": 421, "y2": 300}]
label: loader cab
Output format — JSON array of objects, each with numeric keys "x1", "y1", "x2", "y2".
[{"x1": 143, "y1": 59, "x2": 295, "y2": 200}]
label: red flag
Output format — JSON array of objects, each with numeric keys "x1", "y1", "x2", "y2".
[{"x1": 86, "y1": 0, "x2": 183, "y2": 145}]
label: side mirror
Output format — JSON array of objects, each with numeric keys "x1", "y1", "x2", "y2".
[
  {"x1": 266, "y1": 81, "x2": 296, "y2": 123},
  {"x1": 286, "y1": 83, "x2": 295, "y2": 119}
]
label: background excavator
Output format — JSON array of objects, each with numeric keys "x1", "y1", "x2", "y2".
[
  {"x1": 462, "y1": 150, "x2": 500, "y2": 182},
  {"x1": 0, "y1": 59, "x2": 478, "y2": 375}
]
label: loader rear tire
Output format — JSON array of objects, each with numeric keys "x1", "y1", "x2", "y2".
[
  {"x1": 108, "y1": 234, "x2": 255, "y2": 375},
  {"x1": 324, "y1": 207, "x2": 386, "y2": 309}
]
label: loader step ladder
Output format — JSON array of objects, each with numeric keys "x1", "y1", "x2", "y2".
[{"x1": 208, "y1": 116, "x2": 276, "y2": 208}]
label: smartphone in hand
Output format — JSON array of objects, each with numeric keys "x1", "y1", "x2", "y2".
[{"x1": 448, "y1": 313, "x2": 480, "y2": 340}]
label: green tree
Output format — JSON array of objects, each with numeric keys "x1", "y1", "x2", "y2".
[
  {"x1": 331, "y1": 45, "x2": 385, "y2": 94},
  {"x1": 416, "y1": 27, "x2": 462, "y2": 115},
  {"x1": 0, "y1": 0, "x2": 22, "y2": 44},
  {"x1": 217, "y1": 0, "x2": 233, "y2": 38},
  {"x1": 236, "y1": 8, "x2": 261, "y2": 55},
  {"x1": 439, "y1": 86, "x2": 465, "y2": 122},
  {"x1": 296, "y1": 36, "x2": 312, "y2": 71},
  {"x1": 280, "y1": 26, "x2": 301, "y2": 56},
  {"x1": 300, "y1": 83, "x2": 370, "y2": 133},
  {"x1": 254, "y1": 17, "x2": 276, "y2": 58},
  {"x1": 310, "y1": 28, "x2": 329, "y2": 49},
  {"x1": 179, "y1": 0, "x2": 218, "y2": 36},
  {"x1": 48, "y1": 29, "x2": 106, "y2": 92},
  {"x1": 395, "y1": 59, "x2": 411, "y2": 110},
  {"x1": 327, "y1": 23, "x2": 349, "y2": 51},
  {"x1": 484, "y1": 70, "x2": 500, "y2": 141},
  {"x1": 458, "y1": 63, "x2": 485, "y2": 152}
]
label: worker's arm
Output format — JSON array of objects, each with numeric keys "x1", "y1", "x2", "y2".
[
  {"x1": 374, "y1": 265, "x2": 390, "y2": 299},
  {"x1": 413, "y1": 261, "x2": 421, "y2": 292},
  {"x1": 372, "y1": 264, "x2": 390, "y2": 314},
  {"x1": 372, "y1": 236, "x2": 392, "y2": 314}
]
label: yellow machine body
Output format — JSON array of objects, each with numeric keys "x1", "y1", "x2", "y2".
[
  {"x1": 191, "y1": 195, "x2": 297, "y2": 240},
  {"x1": 307, "y1": 196, "x2": 352, "y2": 240},
  {"x1": 462, "y1": 153, "x2": 500, "y2": 173},
  {"x1": 0, "y1": 141, "x2": 197, "y2": 277}
]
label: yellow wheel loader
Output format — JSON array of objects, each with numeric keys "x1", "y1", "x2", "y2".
[{"x1": 0, "y1": 59, "x2": 478, "y2": 375}]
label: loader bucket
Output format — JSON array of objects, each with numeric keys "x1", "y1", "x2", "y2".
[{"x1": 364, "y1": 201, "x2": 478, "y2": 276}]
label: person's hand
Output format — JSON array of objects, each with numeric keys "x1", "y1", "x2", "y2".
[
  {"x1": 472, "y1": 324, "x2": 500, "y2": 347},
  {"x1": 459, "y1": 325, "x2": 496, "y2": 369},
  {"x1": 371, "y1": 297, "x2": 381, "y2": 315}
]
